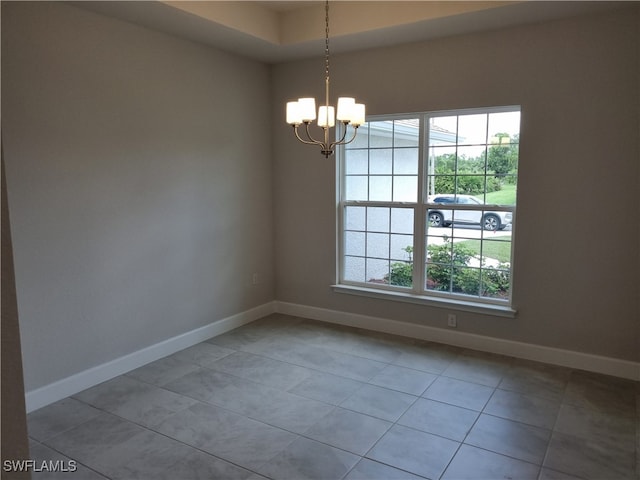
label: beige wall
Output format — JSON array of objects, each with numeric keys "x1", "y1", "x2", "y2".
[
  {"x1": 2, "y1": 1, "x2": 638, "y2": 401},
  {"x1": 2, "y1": 2, "x2": 275, "y2": 392},
  {"x1": 272, "y1": 7, "x2": 640, "y2": 362}
]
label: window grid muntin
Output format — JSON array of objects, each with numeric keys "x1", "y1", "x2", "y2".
[
  {"x1": 345, "y1": 119, "x2": 419, "y2": 204},
  {"x1": 342, "y1": 116, "x2": 419, "y2": 289},
  {"x1": 342, "y1": 203, "x2": 415, "y2": 288},
  {"x1": 339, "y1": 107, "x2": 519, "y2": 306}
]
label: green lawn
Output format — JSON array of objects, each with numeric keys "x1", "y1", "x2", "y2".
[
  {"x1": 455, "y1": 238, "x2": 512, "y2": 263},
  {"x1": 485, "y1": 183, "x2": 517, "y2": 205}
]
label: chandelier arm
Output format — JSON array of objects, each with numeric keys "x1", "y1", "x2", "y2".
[
  {"x1": 330, "y1": 124, "x2": 360, "y2": 149},
  {"x1": 305, "y1": 122, "x2": 329, "y2": 147},
  {"x1": 332, "y1": 121, "x2": 351, "y2": 145},
  {"x1": 293, "y1": 124, "x2": 326, "y2": 147}
]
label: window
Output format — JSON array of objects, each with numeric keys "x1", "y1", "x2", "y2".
[{"x1": 337, "y1": 107, "x2": 520, "y2": 312}]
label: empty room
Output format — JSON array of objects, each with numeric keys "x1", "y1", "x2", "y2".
[{"x1": 2, "y1": 1, "x2": 639, "y2": 479}]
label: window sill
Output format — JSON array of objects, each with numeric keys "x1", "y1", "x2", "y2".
[{"x1": 331, "y1": 284, "x2": 517, "y2": 318}]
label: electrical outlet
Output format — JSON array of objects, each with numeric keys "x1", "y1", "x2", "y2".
[
  {"x1": 447, "y1": 313, "x2": 457, "y2": 328},
  {"x1": 252, "y1": 273, "x2": 259, "y2": 285}
]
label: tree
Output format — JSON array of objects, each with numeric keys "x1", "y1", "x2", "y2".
[{"x1": 488, "y1": 133, "x2": 519, "y2": 178}]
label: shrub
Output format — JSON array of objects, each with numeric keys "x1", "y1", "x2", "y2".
[
  {"x1": 481, "y1": 265, "x2": 510, "y2": 298},
  {"x1": 388, "y1": 261, "x2": 413, "y2": 287},
  {"x1": 386, "y1": 246, "x2": 413, "y2": 287},
  {"x1": 384, "y1": 241, "x2": 510, "y2": 298},
  {"x1": 427, "y1": 239, "x2": 509, "y2": 297}
]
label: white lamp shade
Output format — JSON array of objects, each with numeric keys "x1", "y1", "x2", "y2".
[
  {"x1": 336, "y1": 97, "x2": 356, "y2": 121},
  {"x1": 318, "y1": 106, "x2": 335, "y2": 127},
  {"x1": 286, "y1": 101, "x2": 302, "y2": 125},
  {"x1": 298, "y1": 98, "x2": 317, "y2": 122},
  {"x1": 351, "y1": 103, "x2": 366, "y2": 126}
]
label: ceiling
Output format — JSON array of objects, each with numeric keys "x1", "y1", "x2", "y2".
[{"x1": 72, "y1": 1, "x2": 631, "y2": 63}]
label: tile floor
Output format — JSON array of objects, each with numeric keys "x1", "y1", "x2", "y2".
[{"x1": 28, "y1": 313, "x2": 639, "y2": 480}]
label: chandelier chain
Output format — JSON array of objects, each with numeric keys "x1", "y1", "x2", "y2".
[{"x1": 324, "y1": 0, "x2": 330, "y2": 81}]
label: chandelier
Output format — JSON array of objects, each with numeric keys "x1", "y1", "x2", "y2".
[{"x1": 285, "y1": 0, "x2": 365, "y2": 158}]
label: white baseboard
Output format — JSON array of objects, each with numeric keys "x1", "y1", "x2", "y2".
[
  {"x1": 26, "y1": 299, "x2": 637, "y2": 413},
  {"x1": 276, "y1": 301, "x2": 640, "y2": 382},
  {"x1": 25, "y1": 302, "x2": 276, "y2": 413}
]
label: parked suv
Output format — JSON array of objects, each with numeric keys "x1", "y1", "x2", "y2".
[{"x1": 427, "y1": 194, "x2": 512, "y2": 231}]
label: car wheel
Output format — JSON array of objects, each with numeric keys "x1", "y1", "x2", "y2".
[
  {"x1": 483, "y1": 214, "x2": 500, "y2": 231},
  {"x1": 428, "y1": 212, "x2": 444, "y2": 227}
]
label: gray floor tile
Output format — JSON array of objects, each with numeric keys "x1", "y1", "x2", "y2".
[
  {"x1": 341, "y1": 384, "x2": 417, "y2": 422},
  {"x1": 126, "y1": 354, "x2": 202, "y2": 387},
  {"x1": 336, "y1": 334, "x2": 405, "y2": 364},
  {"x1": 484, "y1": 388, "x2": 560, "y2": 429},
  {"x1": 367, "y1": 424, "x2": 459, "y2": 479},
  {"x1": 257, "y1": 436, "x2": 360, "y2": 480},
  {"x1": 247, "y1": 390, "x2": 334, "y2": 434},
  {"x1": 368, "y1": 364, "x2": 437, "y2": 395},
  {"x1": 564, "y1": 370, "x2": 637, "y2": 416},
  {"x1": 244, "y1": 336, "x2": 387, "y2": 382},
  {"x1": 73, "y1": 375, "x2": 197, "y2": 427},
  {"x1": 398, "y1": 398, "x2": 478, "y2": 441},
  {"x1": 391, "y1": 341, "x2": 460, "y2": 374},
  {"x1": 304, "y1": 407, "x2": 392, "y2": 455},
  {"x1": 152, "y1": 400, "x2": 242, "y2": 444},
  {"x1": 423, "y1": 375, "x2": 495, "y2": 411},
  {"x1": 26, "y1": 315, "x2": 640, "y2": 480},
  {"x1": 554, "y1": 402, "x2": 636, "y2": 448},
  {"x1": 161, "y1": 449, "x2": 254, "y2": 480},
  {"x1": 442, "y1": 350, "x2": 512, "y2": 387},
  {"x1": 465, "y1": 414, "x2": 550, "y2": 464},
  {"x1": 288, "y1": 371, "x2": 364, "y2": 405},
  {"x1": 544, "y1": 431, "x2": 637, "y2": 480},
  {"x1": 279, "y1": 321, "x2": 387, "y2": 358},
  {"x1": 166, "y1": 367, "x2": 333, "y2": 433},
  {"x1": 29, "y1": 440, "x2": 108, "y2": 480},
  {"x1": 153, "y1": 401, "x2": 297, "y2": 469},
  {"x1": 163, "y1": 367, "x2": 237, "y2": 402},
  {"x1": 538, "y1": 468, "x2": 586, "y2": 480},
  {"x1": 294, "y1": 323, "x2": 404, "y2": 364},
  {"x1": 441, "y1": 444, "x2": 539, "y2": 479},
  {"x1": 27, "y1": 397, "x2": 102, "y2": 442},
  {"x1": 44, "y1": 412, "x2": 147, "y2": 472},
  {"x1": 206, "y1": 350, "x2": 313, "y2": 390},
  {"x1": 499, "y1": 359, "x2": 570, "y2": 402},
  {"x1": 125, "y1": 339, "x2": 235, "y2": 389},
  {"x1": 205, "y1": 314, "x2": 304, "y2": 350},
  {"x1": 344, "y1": 458, "x2": 427, "y2": 480},
  {"x1": 84, "y1": 429, "x2": 208, "y2": 479},
  {"x1": 205, "y1": 328, "x2": 268, "y2": 350},
  {"x1": 169, "y1": 342, "x2": 236, "y2": 367}
]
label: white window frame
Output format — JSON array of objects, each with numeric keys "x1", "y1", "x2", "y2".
[{"x1": 333, "y1": 106, "x2": 520, "y2": 318}]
